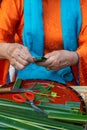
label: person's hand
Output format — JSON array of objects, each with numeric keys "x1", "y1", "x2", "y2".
[
  {"x1": 36, "y1": 50, "x2": 79, "y2": 71},
  {"x1": 5, "y1": 43, "x2": 34, "y2": 70}
]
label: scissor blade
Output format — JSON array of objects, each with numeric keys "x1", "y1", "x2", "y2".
[
  {"x1": 0, "y1": 87, "x2": 39, "y2": 93},
  {"x1": 12, "y1": 88, "x2": 39, "y2": 93}
]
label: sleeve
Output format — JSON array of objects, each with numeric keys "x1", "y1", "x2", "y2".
[
  {"x1": 0, "y1": 0, "x2": 23, "y2": 42},
  {"x1": 0, "y1": 0, "x2": 23, "y2": 85},
  {"x1": 77, "y1": 0, "x2": 87, "y2": 85}
]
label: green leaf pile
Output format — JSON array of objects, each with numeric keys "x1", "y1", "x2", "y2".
[{"x1": 0, "y1": 99, "x2": 87, "y2": 130}]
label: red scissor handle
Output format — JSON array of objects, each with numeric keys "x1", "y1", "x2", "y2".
[
  {"x1": 13, "y1": 94, "x2": 25, "y2": 103},
  {"x1": 13, "y1": 92, "x2": 34, "y2": 103},
  {"x1": 24, "y1": 92, "x2": 34, "y2": 101}
]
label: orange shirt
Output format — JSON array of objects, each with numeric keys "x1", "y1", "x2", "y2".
[
  {"x1": 0, "y1": 0, "x2": 63, "y2": 84},
  {"x1": 77, "y1": 0, "x2": 87, "y2": 85},
  {"x1": 0, "y1": 0, "x2": 87, "y2": 85}
]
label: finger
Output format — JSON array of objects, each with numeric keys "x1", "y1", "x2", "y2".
[
  {"x1": 44, "y1": 51, "x2": 57, "y2": 58},
  {"x1": 48, "y1": 62, "x2": 65, "y2": 71},
  {"x1": 14, "y1": 62, "x2": 25, "y2": 70},
  {"x1": 36, "y1": 56, "x2": 53, "y2": 67},
  {"x1": 45, "y1": 59, "x2": 60, "y2": 71},
  {"x1": 15, "y1": 54, "x2": 29, "y2": 66},
  {"x1": 46, "y1": 67, "x2": 51, "y2": 71},
  {"x1": 10, "y1": 58, "x2": 25, "y2": 70},
  {"x1": 19, "y1": 46, "x2": 34, "y2": 62},
  {"x1": 48, "y1": 61, "x2": 59, "y2": 71},
  {"x1": 12, "y1": 47, "x2": 34, "y2": 64}
]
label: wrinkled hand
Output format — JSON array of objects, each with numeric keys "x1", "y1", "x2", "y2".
[
  {"x1": 5, "y1": 43, "x2": 34, "y2": 70},
  {"x1": 36, "y1": 50, "x2": 79, "y2": 71}
]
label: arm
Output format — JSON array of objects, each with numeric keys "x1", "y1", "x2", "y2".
[
  {"x1": 76, "y1": 0, "x2": 87, "y2": 85},
  {"x1": 0, "y1": 0, "x2": 34, "y2": 84},
  {"x1": 0, "y1": 0, "x2": 34, "y2": 70}
]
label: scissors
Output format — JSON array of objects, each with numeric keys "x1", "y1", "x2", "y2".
[{"x1": 12, "y1": 92, "x2": 46, "y2": 115}]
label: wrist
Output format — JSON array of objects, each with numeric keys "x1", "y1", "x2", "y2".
[
  {"x1": 0, "y1": 43, "x2": 10, "y2": 59},
  {"x1": 70, "y1": 51, "x2": 79, "y2": 66}
]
